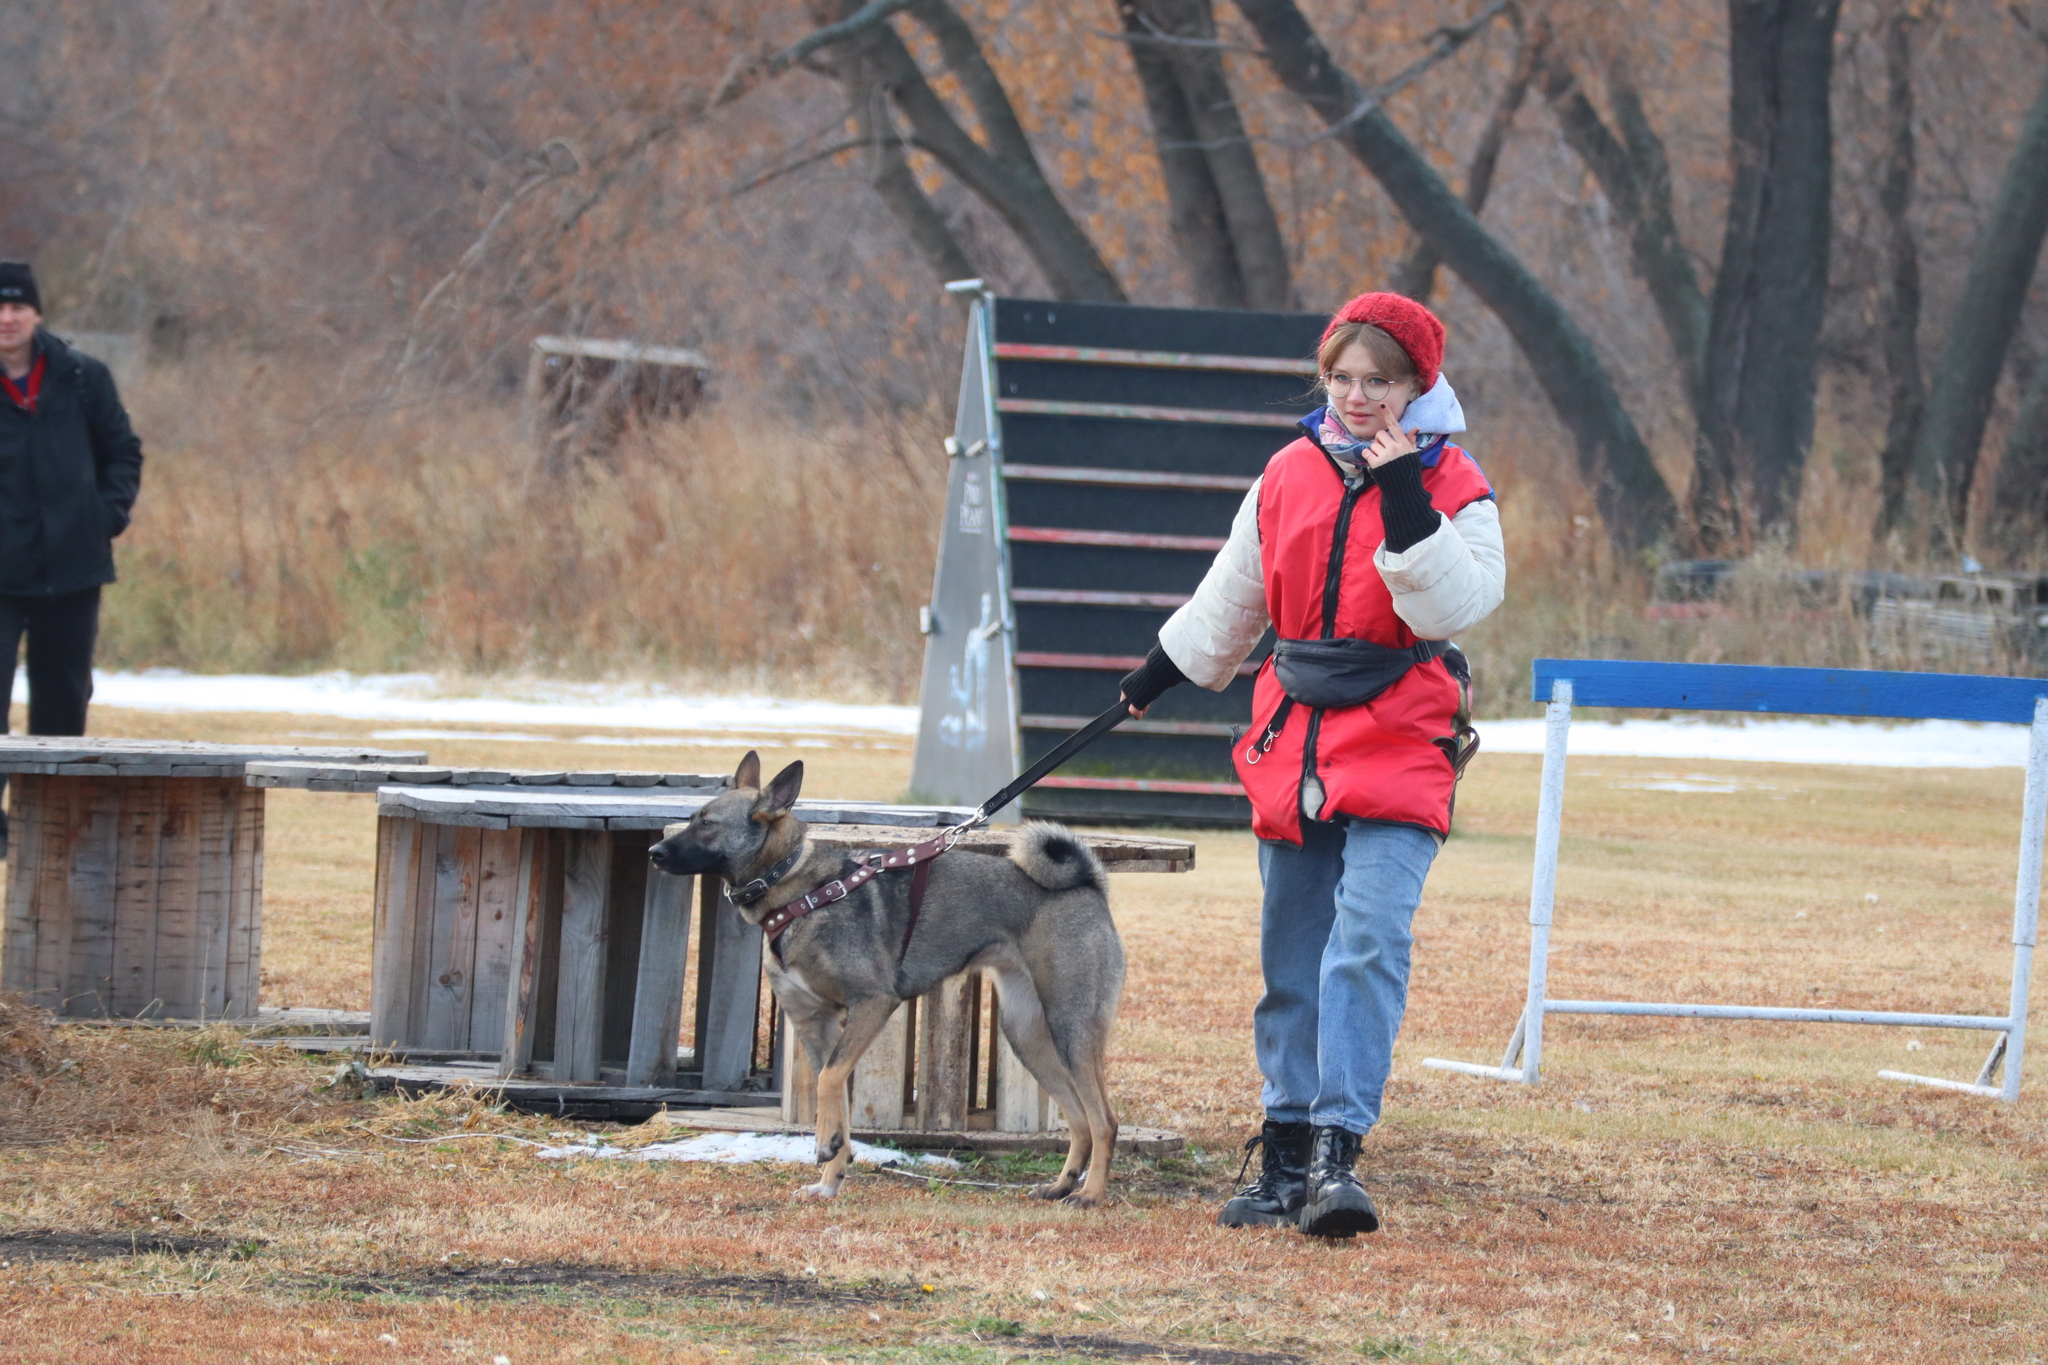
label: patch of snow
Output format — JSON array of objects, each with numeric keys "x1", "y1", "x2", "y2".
[
  {"x1": 37, "y1": 670, "x2": 2037, "y2": 768},
  {"x1": 1480, "y1": 716, "x2": 2031, "y2": 769},
  {"x1": 535, "y1": 1129, "x2": 957, "y2": 1167},
  {"x1": 58, "y1": 670, "x2": 918, "y2": 737}
]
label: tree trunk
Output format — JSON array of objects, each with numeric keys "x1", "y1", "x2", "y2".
[
  {"x1": 1533, "y1": 46, "x2": 1710, "y2": 418},
  {"x1": 1984, "y1": 357, "x2": 2048, "y2": 562},
  {"x1": 1871, "y1": 2, "x2": 1924, "y2": 547},
  {"x1": 1137, "y1": 0, "x2": 1295, "y2": 310},
  {"x1": 855, "y1": 94, "x2": 978, "y2": 286},
  {"x1": 1907, "y1": 64, "x2": 2048, "y2": 546},
  {"x1": 812, "y1": 0, "x2": 1127, "y2": 301},
  {"x1": 1692, "y1": 0, "x2": 1842, "y2": 552},
  {"x1": 1115, "y1": 0, "x2": 1248, "y2": 306},
  {"x1": 1390, "y1": 26, "x2": 1535, "y2": 305},
  {"x1": 1236, "y1": 0, "x2": 1677, "y2": 554}
]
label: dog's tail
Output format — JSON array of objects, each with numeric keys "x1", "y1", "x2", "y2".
[{"x1": 1009, "y1": 821, "x2": 1107, "y2": 894}]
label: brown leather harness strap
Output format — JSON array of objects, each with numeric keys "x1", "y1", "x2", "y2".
[{"x1": 758, "y1": 830, "x2": 952, "y2": 961}]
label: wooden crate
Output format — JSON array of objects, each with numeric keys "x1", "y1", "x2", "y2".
[
  {"x1": 3, "y1": 774, "x2": 263, "y2": 1020},
  {"x1": 369, "y1": 819, "x2": 755, "y2": 1090},
  {"x1": 779, "y1": 969, "x2": 1053, "y2": 1133}
]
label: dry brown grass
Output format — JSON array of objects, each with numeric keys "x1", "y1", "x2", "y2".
[
  {"x1": 98, "y1": 361, "x2": 948, "y2": 698},
  {"x1": 1, "y1": 708, "x2": 2044, "y2": 1361},
  {"x1": 93, "y1": 358, "x2": 2041, "y2": 723}
]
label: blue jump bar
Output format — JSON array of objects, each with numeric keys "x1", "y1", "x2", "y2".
[{"x1": 1531, "y1": 658, "x2": 2048, "y2": 724}]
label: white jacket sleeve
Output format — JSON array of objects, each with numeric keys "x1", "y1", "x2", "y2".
[
  {"x1": 1374, "y1": 496, "x2": 1506, "y2": 639},
  {"x1": 1157, "y1": 480, "x2": 1269, "y2": 690}
]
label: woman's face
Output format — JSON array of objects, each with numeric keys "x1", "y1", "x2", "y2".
[{"x1": 1324, "y1": 339, "x2": 1416, "y2": 440}]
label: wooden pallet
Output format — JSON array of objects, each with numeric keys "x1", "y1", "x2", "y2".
[{"x1": 0, "y1": 739, "x2": 424, "y2": 1020}]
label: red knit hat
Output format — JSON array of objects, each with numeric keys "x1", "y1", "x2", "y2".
[{"x1": 1320, "y1": 292, "x2": 1445, "y2": 391}]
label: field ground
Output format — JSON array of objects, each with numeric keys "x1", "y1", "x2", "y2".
[{"x1": 2, "y1": 705, "x2": 2045, "y2": 1364}]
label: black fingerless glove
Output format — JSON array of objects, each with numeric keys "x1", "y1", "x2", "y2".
[
  {"x1": 1371, "y1": 451, "x2": 1442, "y2": 553},
  {"x1": 1120, "y1": 643, "x2": 1187, "y2": 711}
]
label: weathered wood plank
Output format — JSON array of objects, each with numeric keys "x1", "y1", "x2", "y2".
[
  {"x1": 65, "y1": 780, "x2": 121, "y2": 1016},
  {"x1": 404, "y1": 822, "x2": 442, "y2": 1044},
  {"x1": 467, "y1": 828, "x2": 524, "y2": 1054},
  {"x1": 2, "y1": 777, "x2": 46, "y2": 1003},
  {"x1": 916, "y1": 974, "x2": 974, "y2": 1132},
  {"x1": 778, "y1": 1012, "x2": 817, "y2": 1126},
  {"x1": 694, "y1": 879, "x2": 763, "y2": 1092},
  {"x1": 625, "y1": 868, "x2": 692, "y2": 1086},
  {"x1": 553, "y1": 830, "x2": 612, "y2": 1083},
  {"x1": 190, "y1": 779, "x2": 236, "y2": 1020},
  {"x1": 420, "y1": 825, "x2": 483, "y2": 1051},
  {"x1": 498, "y1": 830, "x2": 551, "y2": 1077},
  {"x1": 600, "y1": 835, "x2": 649, "y2": 1067},
  {"x1": 850, "y1": 1003, "x2": 911, "y2": 1131},
  {"x1": 0, "y1": 738, "x2": 427, "y2": 776},
  {"x1": 148, "y1": 781, "x2": 202, "y2": 1019},
  {"x1": 528, "y1": 832, "x2": 566, "y2": 1065},
  {"x1": 222, "y1": 783, "x2": 264, "y2": 1020},
  {"x1": 992, "y1": 989, "x2": 1051, "y2": 1132},
  {"x1": 26, "y1": 776, "x2": 77, "y2": 1013},
  {"x1": 369, "y1": 814, "x2": 421, "y2": 1048},
  {"x1": 107, "y1": 778, "x2": 163, "y2": 1019}
]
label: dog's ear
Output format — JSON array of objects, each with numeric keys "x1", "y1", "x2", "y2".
[
  {"x1": 759, "y1": 760, "x2": 804, "y2": 818},
  {"x1": 732, "y1": 750, "x2": 761, "y2": 792}
]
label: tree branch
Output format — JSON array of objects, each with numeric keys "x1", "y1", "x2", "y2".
[
  {"x1": 1306, "y1": 0, "x2": 1513, "y2": 144},
  {"x1": 707, "y1": 0, "x2": 920, "y2": 109}
]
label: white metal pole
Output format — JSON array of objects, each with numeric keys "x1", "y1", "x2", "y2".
[
  {"x1": 1521, "y1": 679, "x2": 1573, "y2": 1084},
  {"x1": 2003, "y1": 697, "x2": 2047, "y2": 1103}
]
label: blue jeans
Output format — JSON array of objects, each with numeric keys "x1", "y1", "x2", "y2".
[{"x1": 1255, "y1": 818, "x2": 1439, "y2": 1135}]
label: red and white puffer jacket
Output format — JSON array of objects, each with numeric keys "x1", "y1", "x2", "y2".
[{"x1": 1157, "y1": 378, "x2": 1505, "y2": 844}]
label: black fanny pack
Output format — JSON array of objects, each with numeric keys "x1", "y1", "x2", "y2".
[
  {"x1": 1272, "y1": 636, "x2": 1463, "y2": 709},
  {"x1": 1244, "y1": 637, "x2": 1479, "y2": 791}
]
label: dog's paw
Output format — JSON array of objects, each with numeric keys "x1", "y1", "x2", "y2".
[
  {"x1": 1029, "y1": 1180, "x2": 1077, "y2": 1201},
  {"x1": 1060, "y1": 1191, "x2": 1104, "y2": 1210},
  {"x1": 797, "y1": 1181, "x2": 841, "y2": 1200}
]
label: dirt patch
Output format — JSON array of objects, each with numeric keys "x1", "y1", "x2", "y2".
[
  {"x1": 1016, "y1": 1334, "x2": 1308, "y2": 1365},
  {"x1": 306, "y1": 1265, "x2": 923, "y2": 1306},
  {"x1": 0, "y1": 1229, "x2": 254, "y2": 1261}
]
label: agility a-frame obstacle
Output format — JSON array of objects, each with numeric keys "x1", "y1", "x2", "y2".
[{"x1": 1423, "y1": 659, "x2": 2046, "y2": 1102}]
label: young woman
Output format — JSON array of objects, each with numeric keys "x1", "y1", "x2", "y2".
[{"x1": 1119, "y1": 292, "x2": 1505, "y2": 1238}]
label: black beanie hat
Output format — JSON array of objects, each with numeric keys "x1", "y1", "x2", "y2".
[{"x1": 0, "y1": 263, "x2": 40, "y2": 312}]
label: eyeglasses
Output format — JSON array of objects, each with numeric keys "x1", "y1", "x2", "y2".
[{"x1": 1321, "y1": 372, "x2": 1400, "y2": 401}]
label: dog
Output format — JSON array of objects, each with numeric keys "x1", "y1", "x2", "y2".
[{"x1": 648, "y1": 751, "x2": 1125, "y2": 1205}]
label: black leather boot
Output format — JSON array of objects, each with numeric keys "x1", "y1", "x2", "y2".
[
  {"x1": 1298, "y1": 1125, "x2": 1379, "y2": 1238},
  {"x1": 1216, "y1": 1120, "x2": 1312, "y2": 1228}
]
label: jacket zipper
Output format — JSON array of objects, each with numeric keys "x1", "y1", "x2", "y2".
[{"x1": 1299, "y1": 474, "x2": 1367, "y2": 824}]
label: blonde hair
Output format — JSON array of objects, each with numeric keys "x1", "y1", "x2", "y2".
[{"x1": 1317, "y1": 322, "x2": 1416, "y2": 384}]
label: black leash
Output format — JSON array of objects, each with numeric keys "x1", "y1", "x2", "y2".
[{"x1": 962, "y1": 699, "x2": 1131, "y2": 827}]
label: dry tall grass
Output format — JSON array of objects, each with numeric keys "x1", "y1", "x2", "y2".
[
  {"x1": 98, "y1": 359, "x2": 2039, "y2": 719},
  {"x1": 99, "y1": 361, "x2": 949, "y2": 700}
]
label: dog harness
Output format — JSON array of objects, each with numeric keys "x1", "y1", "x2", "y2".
[
  {"x1": 756, "y1": 830, "x2": 950, "y2": 960},
  {"x1": 749, "y1": 698, "x2": 1134, "y2": 960}
]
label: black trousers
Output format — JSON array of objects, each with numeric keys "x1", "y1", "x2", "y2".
[{"x1": 0, "y1": 586, "x2": 101, "y2": 736}]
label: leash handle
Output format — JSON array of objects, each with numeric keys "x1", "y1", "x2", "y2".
[{"x1": 956, "y1": 699, "x2": 1132, "y2": 833}]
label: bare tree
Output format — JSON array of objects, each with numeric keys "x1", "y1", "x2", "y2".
[
  {"x1": 1117, "y1": 1, "x2": 1249, "y2": 306},
  {"x1": 1118, "y1": 0, "x2": 1295, "y2": 309},
  {"x1": 1906, "y1": 55, "x2": 2048, "y2": 545},
  {"x1": 1531, "y1": 32, "x2": 1709, "y2": 419},
  {"x1": 1232, "y1": 0, "x2": 1679, "y2": 554},
  {"x1": 1985, "y1": 355, "x2": 2048, "y2": 558},
  {"x1": 1689, "y1": 0, "x2": 1843, "y2": 551},
  {"x1": 1872, "y1": 1, "x2": 1925, "y2": 545},
  {"x1": 806, "y1": 0, "x2": 1128, "y2": 301},
  {"x1": 1390, "y1": 14, "x2": 1539, "y2": 306}
]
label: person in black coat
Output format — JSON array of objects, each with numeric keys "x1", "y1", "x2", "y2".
[{"x1": 0, "y1": 261, "x2": 145, "y2": 856}]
